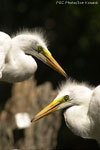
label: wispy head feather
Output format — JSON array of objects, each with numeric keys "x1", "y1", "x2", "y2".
[{"x1": 13, "y1": 28, "x2": 48, "y2": 46}]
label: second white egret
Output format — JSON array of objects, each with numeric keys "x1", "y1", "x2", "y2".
[{"x1": 32, "y1": 79, "x2": 100, "y2": 144}]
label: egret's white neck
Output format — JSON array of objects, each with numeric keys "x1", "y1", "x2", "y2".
[
  {"x1": 2, "y1": 34, "x2": 38, "y2": 82},
  {"x1": 64, "y1": 103, "x2": 92, "y2": 139}
]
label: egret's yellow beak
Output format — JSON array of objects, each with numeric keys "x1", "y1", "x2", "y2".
[
  {"x1": 41, "y1": 49, "x2": 67, "y2": 78},
  {"x1": 31, "y1": 96, "x2": 69, "y2": 122}
]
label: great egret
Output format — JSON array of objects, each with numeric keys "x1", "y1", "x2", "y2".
[
  {"x1": 0, "y1": 31, "x2": 67, "y2": 82},
  {"x1": 31, "y1": 79, "x2": 100, "y2": 143}
]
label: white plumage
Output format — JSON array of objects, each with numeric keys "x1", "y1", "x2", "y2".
[
  {"x1": 57, "y1": 80, "x2": 93, "y2": 139},
  {"x1": 0, "y1": 31, "x2": 67, "y2": 82},
  {"x1": 32, "y1": 79, "x2": 100, "y2": 144}
]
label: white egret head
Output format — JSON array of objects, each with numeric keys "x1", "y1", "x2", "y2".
[
  {"x1": 31, "y1": 79, "x2": 92, "y2": 122},
  {"x1": 12, "y1": 31, "x2": 67, "y2": 78}
]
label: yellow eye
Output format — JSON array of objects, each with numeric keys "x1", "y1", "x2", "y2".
[
  {"x1": 63, "y1": 95, "x2": 69, "y2": 102},
  {"x1": 38, "y1": 46, "x2": 43, "y2": 53}
]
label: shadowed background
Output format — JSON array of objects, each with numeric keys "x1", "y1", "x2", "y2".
[{"x1": 0, "y1": 0, "x2": 100, "y2": 150}]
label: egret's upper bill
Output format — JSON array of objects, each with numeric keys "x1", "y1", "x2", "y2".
[
  {"x1": 31, "y1": 96, "x2": 69, "y2": 123},
  {"x1": 40, "y1": 49, "x2": 67, "y2": 78}
]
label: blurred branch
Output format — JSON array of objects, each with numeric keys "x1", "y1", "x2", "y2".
[{"x1": 0, "y1": 78, "x2": 61, "y2": 150}]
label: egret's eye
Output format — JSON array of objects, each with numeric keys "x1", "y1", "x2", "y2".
[
  {"x1": 63, "y1": 95, "x2": 69, "y2": 102},
  {"x1": 38, "y1": 46, "x2": 43, "y2": 53}
]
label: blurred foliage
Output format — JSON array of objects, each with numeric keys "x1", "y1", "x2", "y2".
[
  {"x1": 0, "y1": 0, "x2": 100, "y2": 149},
  {"x1": 0, "y1": 0, "x2": 100, "y2": 88}
]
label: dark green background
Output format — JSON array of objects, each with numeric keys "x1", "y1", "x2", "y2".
[{"x1": 0, "y1": 0, "x2": 100, "y2": 149}]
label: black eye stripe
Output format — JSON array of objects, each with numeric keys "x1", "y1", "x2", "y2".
[{"x1": 47, "y1": 102, "x2": 62, "y2": 112}]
